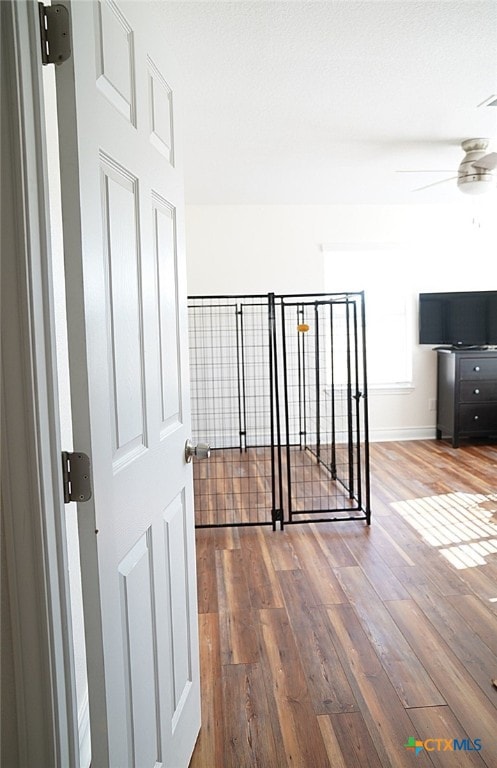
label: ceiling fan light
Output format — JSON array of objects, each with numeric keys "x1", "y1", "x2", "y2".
[{"x1": 457, "y1": 175, "x2": 494, "y2": 194}]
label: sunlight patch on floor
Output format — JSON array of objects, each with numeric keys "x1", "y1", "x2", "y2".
[{"x1": 391, "y1": 492, "x2": 497, "y2": 569}]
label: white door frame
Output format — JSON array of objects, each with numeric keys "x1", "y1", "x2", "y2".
[{"x1": 1, "y1": 2, "x2": 78, "y2": 765}]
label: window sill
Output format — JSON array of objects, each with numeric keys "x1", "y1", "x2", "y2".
[
  {"x1": 368, "y1": 383, "x2": 415, "y2": 395},
  {"x1": 323, "y1": 383, "x2": 415, "y2": 397}
]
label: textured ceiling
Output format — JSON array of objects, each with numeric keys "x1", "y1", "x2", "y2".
[{"x1": 158, "y1": 1, "x2": 497, "y2": 204}]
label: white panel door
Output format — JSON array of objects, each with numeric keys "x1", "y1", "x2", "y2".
[{"x1": 54, "y1": 2, "x2": 200, "y2": 765}]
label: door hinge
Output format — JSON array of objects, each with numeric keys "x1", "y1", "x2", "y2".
[
  {"x1": 38, "y1": 3, "x2": 71, "y2": 65},
  {"x1": 62, "y1": 451, "x2": 92, "y2": 504}
]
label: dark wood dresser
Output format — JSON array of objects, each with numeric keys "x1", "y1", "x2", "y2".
[{"x1": 436, "y1": 349, "x2": 497, "y2": 447}]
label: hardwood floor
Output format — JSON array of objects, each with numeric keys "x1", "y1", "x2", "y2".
[
  {"x1": 193, "y1": 445, "x2": 366, "y2": 527},
  {"x1": 190, "y1": 440, "x2": 497, "y2": 767}
]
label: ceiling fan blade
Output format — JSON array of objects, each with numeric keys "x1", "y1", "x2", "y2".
[
  {"x1": 413, "y1": 176, "x2": 458, "y2": 192},
  {"x1": 396, "y1": 169, "x2": 455, "y2": 173},
  {"x1": 472, "y1": 152, "x2": 497, "y2": 171}
]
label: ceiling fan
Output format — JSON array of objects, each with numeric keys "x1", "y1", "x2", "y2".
[{"x1": 399, "y1": 138, "x2": 497, "y2": 195}]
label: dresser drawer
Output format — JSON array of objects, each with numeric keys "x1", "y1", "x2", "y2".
[
  {"x1": 459, "y1": 404, "x2": 497, "y2": 433},
  {"x1": 459, "y1": 381, "x2": 497, "y2": 402},
  {"x1": 459, "y1": 357, "x2": 497, "y2": 381}
]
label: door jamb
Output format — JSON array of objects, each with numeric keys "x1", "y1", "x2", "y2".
[{"x1": 1, "y1": 1, "x2": 78, "y2": 765}]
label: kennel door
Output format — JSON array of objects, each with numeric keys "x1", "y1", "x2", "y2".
[{"x1": 280, "y1": 295, "x2": 370, "y2": 524}]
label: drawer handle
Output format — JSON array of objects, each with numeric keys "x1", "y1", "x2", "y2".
[
  {"x1": 474, "y1": 388, "x2": 480, "y2": 395},
  {"x1": 474, "y1": 366, "x2": 480, "y2": 372},
  {"x1": 474, "y1": 415, "x2": 479, "y2": 421}
]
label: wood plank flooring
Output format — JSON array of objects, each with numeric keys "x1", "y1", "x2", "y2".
[
  {"x1": 190, "y1": 439, "x2": 497, "y2": 767},
  {"x1": 193, "y1": 445, "x2": 363, "y2": 527}
]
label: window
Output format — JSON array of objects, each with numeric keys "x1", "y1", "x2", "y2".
[{"x1": 323, "y1": 244, "x2": 413, "y2": 388}]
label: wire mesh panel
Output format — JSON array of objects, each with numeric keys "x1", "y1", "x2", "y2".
[
  {"x1": 188, "y1": 300, "x2": 241, "y2": 449},
  {"x1": 188, "y1": 292, "x2": 370, "y2": 528},
  {"x1": 188, "y1": 296, "x2": 281, "y2": 527}
]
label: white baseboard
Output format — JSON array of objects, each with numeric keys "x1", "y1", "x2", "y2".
[
  {"x1": 369, "y1": 427, "x2": 435, "y2": 443},
  {"x1": 206, "y1": 427, "x2": 437, "y2": 445}
]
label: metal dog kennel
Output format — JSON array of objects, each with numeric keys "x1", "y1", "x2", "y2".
[{"x1": 188, "y1": 292, "x2": 370, "y2": 529}]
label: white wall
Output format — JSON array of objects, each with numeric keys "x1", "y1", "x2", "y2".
[{"x1": 185, "y1": 202, "x2": 497, "y2": 441}]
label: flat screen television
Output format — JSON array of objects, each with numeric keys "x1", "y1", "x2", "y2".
[{"x1": 419, "y1": 291, "x2": 497, "y2": 347}]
